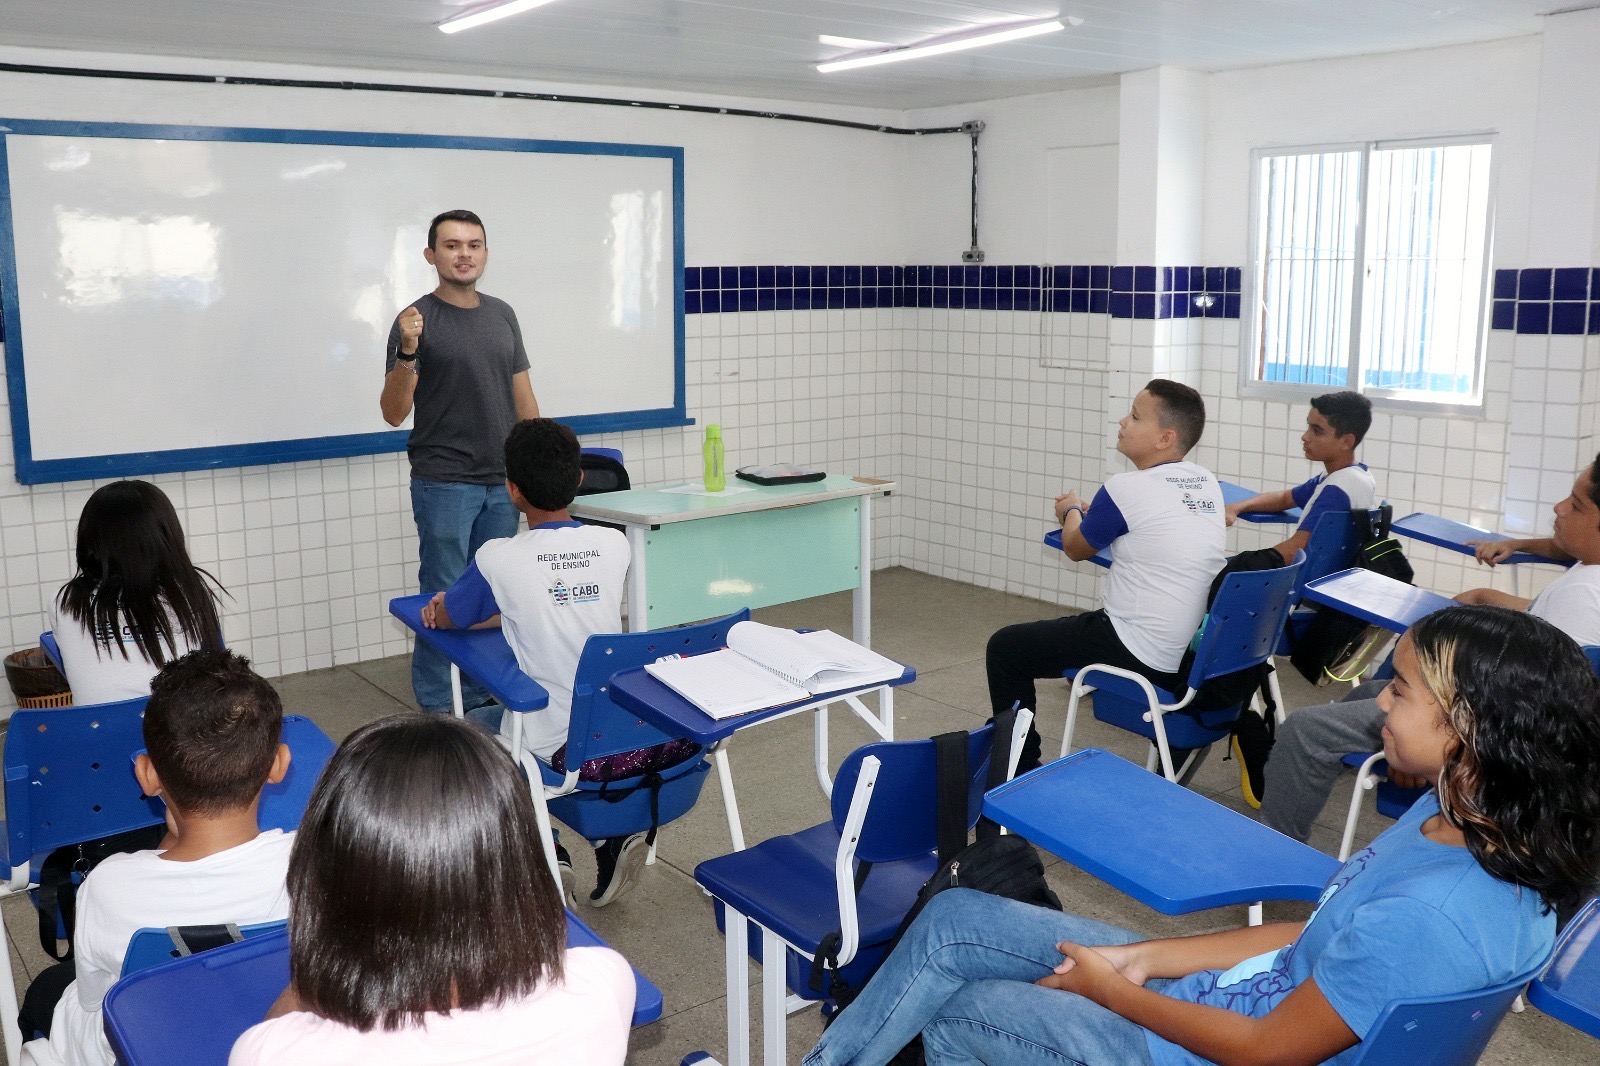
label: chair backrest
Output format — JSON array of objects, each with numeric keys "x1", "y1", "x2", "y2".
[
  {"x1": 1346, "y1": 961, "x2": 1547, "y2": 1065},
  {"x1": 4, "y1": 698, "x2": 163, "y2": 870},
  {"x1": 577, "y1": 448, "x2": 630, "y2": 495},
  {"x1": 563, "y1": 609, "x2": 751, "y2": 765},
  {"x1": 103, "y1": 927, "x2": 290, "y2": 1066},
  {"x1": 257, "y1": 716, "x2": 336, "y2": 833},
  {"x1": 1584, "y1": 646, "x2": 1600, "y2": 678},
  {"x1": 1299, "y1": 510, "x2": 1363, "y2": 593},
  {"x1": 1187, "y1": 554, "x2": 1304, "y2": 690},
  {"x1": 827, "y1": 721, "x2": 998, "y2": 864},
  {"x1": 120, "y1": 919, "x2": 287, "y2": 977}
]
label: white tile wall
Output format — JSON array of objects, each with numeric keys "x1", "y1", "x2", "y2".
[{"x1": 2, "y1": 302, "x2": 1587, "y2": 717}]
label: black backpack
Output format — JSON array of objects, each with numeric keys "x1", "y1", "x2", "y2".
[
  {"x1": 1289, "y1": 505, "x2": 1414, "y2": 685},
  {"x1": 813, "y1": 709, "x2": 1061, "y2": 1060}
]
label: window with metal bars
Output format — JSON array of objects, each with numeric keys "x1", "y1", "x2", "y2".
[{"x1": 1246, "y1": 139, "x2": 1493, "y2": 407}]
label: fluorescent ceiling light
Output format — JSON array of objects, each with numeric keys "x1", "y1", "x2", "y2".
[
  {"x1": 438, "y1": 0, "x2": 560, "y2": 35},
  {"x1": 818, "y1": 34, "x2": 889, "y2": 50},
  {"x1": 817, "y1": 16, "x2": 1078, "y2": 73}
]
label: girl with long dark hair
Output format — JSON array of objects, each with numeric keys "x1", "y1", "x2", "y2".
[{"x1": 52, "y1": 480, "x2": 225, "y2": 704}]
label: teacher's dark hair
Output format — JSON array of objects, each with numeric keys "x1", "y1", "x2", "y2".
[
  {"x1": 287, "y1": 714, "x2": 566, "y2": 1031},
  {"x1": 1409, "y1": 605, "x2": 1600, "y2": 912},
  {"x1": 505, "y1": 418, "x2": 583, "y2": 512},
  {"x1": 428, "y1": 209, "x2": 486, "y2": 249},
  {"x1": 57, "y1": 480, "x2": 225, "y2": 666}
]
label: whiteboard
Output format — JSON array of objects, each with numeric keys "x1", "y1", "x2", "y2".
[{"x1": 0, "y1": 121, "x2": 687, "y2": 484}]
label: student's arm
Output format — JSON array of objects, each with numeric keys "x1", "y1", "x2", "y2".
[
  {"x1": 1469, "y1": 537, "x2": 1571, "y2": 566},
  {"x1": 1225, "y1": 488, "x2": 1297, "y2": 527},
  {"x1": 1071, "y1": 922, "x2": 1305, "y2": 984},
  {"x1": 420, "y1": 561, "x2": 504, "y2": 630},
  {"x1": 512, "y1": 370, "x2": 540, "y2": 420},
  {"x1": 1044, "y1": 948, "x2": 1356, "y2": 1066},
  {"x1": 1054, "y1": 490, "x2": 1098, "y2": 561},
  {"x1": 1267, "y1": 529, "x2": 1310, "y2": 564},
  {"x1": 1452, "y1": 587, "x2": 1532, "y2": 610}
]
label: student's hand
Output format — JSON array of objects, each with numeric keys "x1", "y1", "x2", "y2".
[
  {"x1": 1054, "y1": 491, "x2": 1087, "y2": 523},
  {"x1": 1036, "y1": 941, "x2": 1125, "y2": 1001},
  {"x1": 421, "y1": 591, "x2": 447, "y2": 628},
  {"x1": 1468, "y1": 539, "x2": 1516, "y2": 566},
  {"x1": 1224, "y1": 502, "x2": 1243, "y2": 527},
  {"x1": 397, "y1": 305, "x2": 424, "y2": 356}
]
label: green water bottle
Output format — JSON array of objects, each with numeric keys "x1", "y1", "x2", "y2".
[{"x1": 703, "y1": 424, "x2": 726, "y2": 492}]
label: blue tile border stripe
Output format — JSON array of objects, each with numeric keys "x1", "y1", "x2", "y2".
[
  {"x1": 683, "y1": 264, "x2": 1242, "y2": 318},
  {"x1": 1492, "y1": 268, "x2": 1600, "y2": 335}
]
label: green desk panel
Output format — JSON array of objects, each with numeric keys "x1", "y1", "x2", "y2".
[{"x1": 644, "y1": 497, "x2": 861, "y2": 629}]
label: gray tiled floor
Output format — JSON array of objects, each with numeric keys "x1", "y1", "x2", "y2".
[{"x1": 1, "y1": 567, "x2": 1590, "y2": 1064}]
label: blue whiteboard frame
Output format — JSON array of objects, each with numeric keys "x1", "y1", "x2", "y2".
[{"x1": 0, "y1": 119, "x2": 690, "y2": 484}]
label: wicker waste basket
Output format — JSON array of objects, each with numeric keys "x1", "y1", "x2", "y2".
[{"x1": 5, "y1": 647, "x2": 72, "y2": 708}]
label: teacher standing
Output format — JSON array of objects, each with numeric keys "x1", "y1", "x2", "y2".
[{"x1": 381, "y1": 209, "x2": 540, "y2": 720}]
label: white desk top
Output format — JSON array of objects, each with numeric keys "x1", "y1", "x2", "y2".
[{"x1": 569, "y1": 475, "x2": 894, "y2": 527}]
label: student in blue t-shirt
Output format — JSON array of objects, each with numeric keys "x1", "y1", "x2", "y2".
[
  {"x1": 803, "y1": 605, "x2": 1600, "y2": 1066},
  {"x1": 1225, "y1": 391, "x2": 1376, "y2": 563}
]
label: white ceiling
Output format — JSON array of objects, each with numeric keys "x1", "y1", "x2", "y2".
[{"x1": 0, "y1": 1, "x2": 1577, "y2": 110}]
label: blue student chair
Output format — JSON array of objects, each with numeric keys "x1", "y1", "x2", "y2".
[
  {"x1": 1345, "y1": 958, "x2": 1551, "y2": 1065},
  {"x1": 0, "y1": 697, "x2": 161, "y2": 1064},
  {"x1": 1528, "y1": 896, "x2": 1600, "y2": 1041},
  {"x1": 692, "y1": 713, "x2": 1032, "y2": 1066},
  {"x1": 1279, "y1": 510, "x2": 1363, "y2": 648},
  {"x1": 509, "y1": 611, "x2": 747, "y2": 871},
  {"x1": 120, "y1": 919, "x2": 287, "y2": 977},
  {"x1": 1061, "y1": 554, "x2": 1304, "y2": 783},
  {"x1": 103, "y1": 912, "x2": 667, "y2": 1065},
  {"x1": 1337, "y1": 644, "x2": 1600, "y2": 862}
]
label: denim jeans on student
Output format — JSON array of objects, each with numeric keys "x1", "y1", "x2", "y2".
[
  {"x1": 803, "y1": 889, "x2": 1159, "y2": 1066},
  {"x1": 409, "y1": 477, "x2": 520, "y2": 720}
]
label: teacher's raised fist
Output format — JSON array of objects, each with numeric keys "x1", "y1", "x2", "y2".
[{"x1": 398, "y1": 306, "x2": 424, "y2": 354}]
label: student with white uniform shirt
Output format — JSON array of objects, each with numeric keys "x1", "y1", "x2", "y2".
[
  {"x1": 986, "y1": 379, "x2": 1227, "y2": 771},
  {"x1": 49, "y1": 480, "x2": 226, "y2": 706},
  {"x1": 19, "y1": 652, "x2": 293, "y2": 1066},
  {"x1": 1251, "y1": 459, "x2": 1600, "y2": 840},
  {"x1": 1225, "y1": 391, "x2": 1377, "y2": 562}
]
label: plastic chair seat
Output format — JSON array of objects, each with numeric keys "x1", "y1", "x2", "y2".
[
  {"x1": 1066, "y1": 670, "x2": 1239, "y2": 750},
  {"x1": 542, "y1": 757, "x2": 712, "y2": 842},
  {"x1": 697, "y1": 822, "x2": 937, "y2": 954}
]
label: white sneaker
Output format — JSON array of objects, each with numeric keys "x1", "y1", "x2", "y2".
[{"x1": 589, "y1": 833, "x2": 648, "y2": 908}]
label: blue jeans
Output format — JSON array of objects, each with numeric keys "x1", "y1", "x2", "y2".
[
  {"x1": 409, "y1": 477, "x2": 520, "y2": 717},
  {"x1": 803, "y1": 890, "x2": 1159, "y2": 1066}
]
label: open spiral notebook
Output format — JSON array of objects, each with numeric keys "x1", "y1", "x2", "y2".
[{"x1": 643, "y1": 621, "x2": 903, "y2": 719}]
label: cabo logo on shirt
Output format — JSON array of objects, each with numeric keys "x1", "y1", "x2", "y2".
[
  {"x1": 547, "y1": 579, "x2": 604, "y2": 607},
  {"x1": 1180, "y1": 491, "x2": 1218, "y2": 514}
]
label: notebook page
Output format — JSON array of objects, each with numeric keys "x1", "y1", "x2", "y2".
[
  {"x1": 726, "y1": 622, "x2": 903, "y2": 694},
  {"x1": 644, "y1": 648, "x2": 810, "y2": 719}
]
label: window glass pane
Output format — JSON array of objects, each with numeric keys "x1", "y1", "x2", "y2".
[
  {"x1": 1254, "y1": 150, "x2": 1361, "y2": 386},
  {"x1": 1360, "y1": 143, "x2": 1491, "y2": 399}
]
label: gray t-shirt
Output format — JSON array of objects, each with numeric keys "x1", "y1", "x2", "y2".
[{"x1": 386, "y1": 292, "x2": 530, "y2": 484}]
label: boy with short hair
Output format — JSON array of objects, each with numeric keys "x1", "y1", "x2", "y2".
[
  {"x1": 1224, "y1": 390, "x2": 1376, "y2": 562},
  {"x1": 424, "y1": 418, "x2": 681, "y2": 907},
  {"x1": 986, "y1": 379, "x2": 1228, "y2": 772},
  {"x1": 20, "y1": 651, "x2": 294, "y2": 1066}
]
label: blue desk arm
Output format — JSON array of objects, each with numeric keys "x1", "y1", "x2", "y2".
[{"x1": 387, "y1": 594, "x2": 549, "y2": 713}]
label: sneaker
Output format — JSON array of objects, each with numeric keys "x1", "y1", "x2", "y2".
[
  {"x1": 555, "y1": 843, "x2": 577, "y2": 907},
  {"x1": 1230, "y1": 708, "x2": 1275, "y2": 809},
  {"x1": 590, "y1": 833, "x2": 648, "y2": 908}
]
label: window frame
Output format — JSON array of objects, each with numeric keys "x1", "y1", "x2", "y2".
[{"x1": 1240, "y1": 134, "x2": 1496, "y2": 416}]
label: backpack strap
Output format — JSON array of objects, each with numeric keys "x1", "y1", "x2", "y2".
[
  {"x1": 931, "y1": 729, "x2": 970, "y2": 864},
  {"x1": 975, "y1": 707, "x2": 1019, "y2": 842}
]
